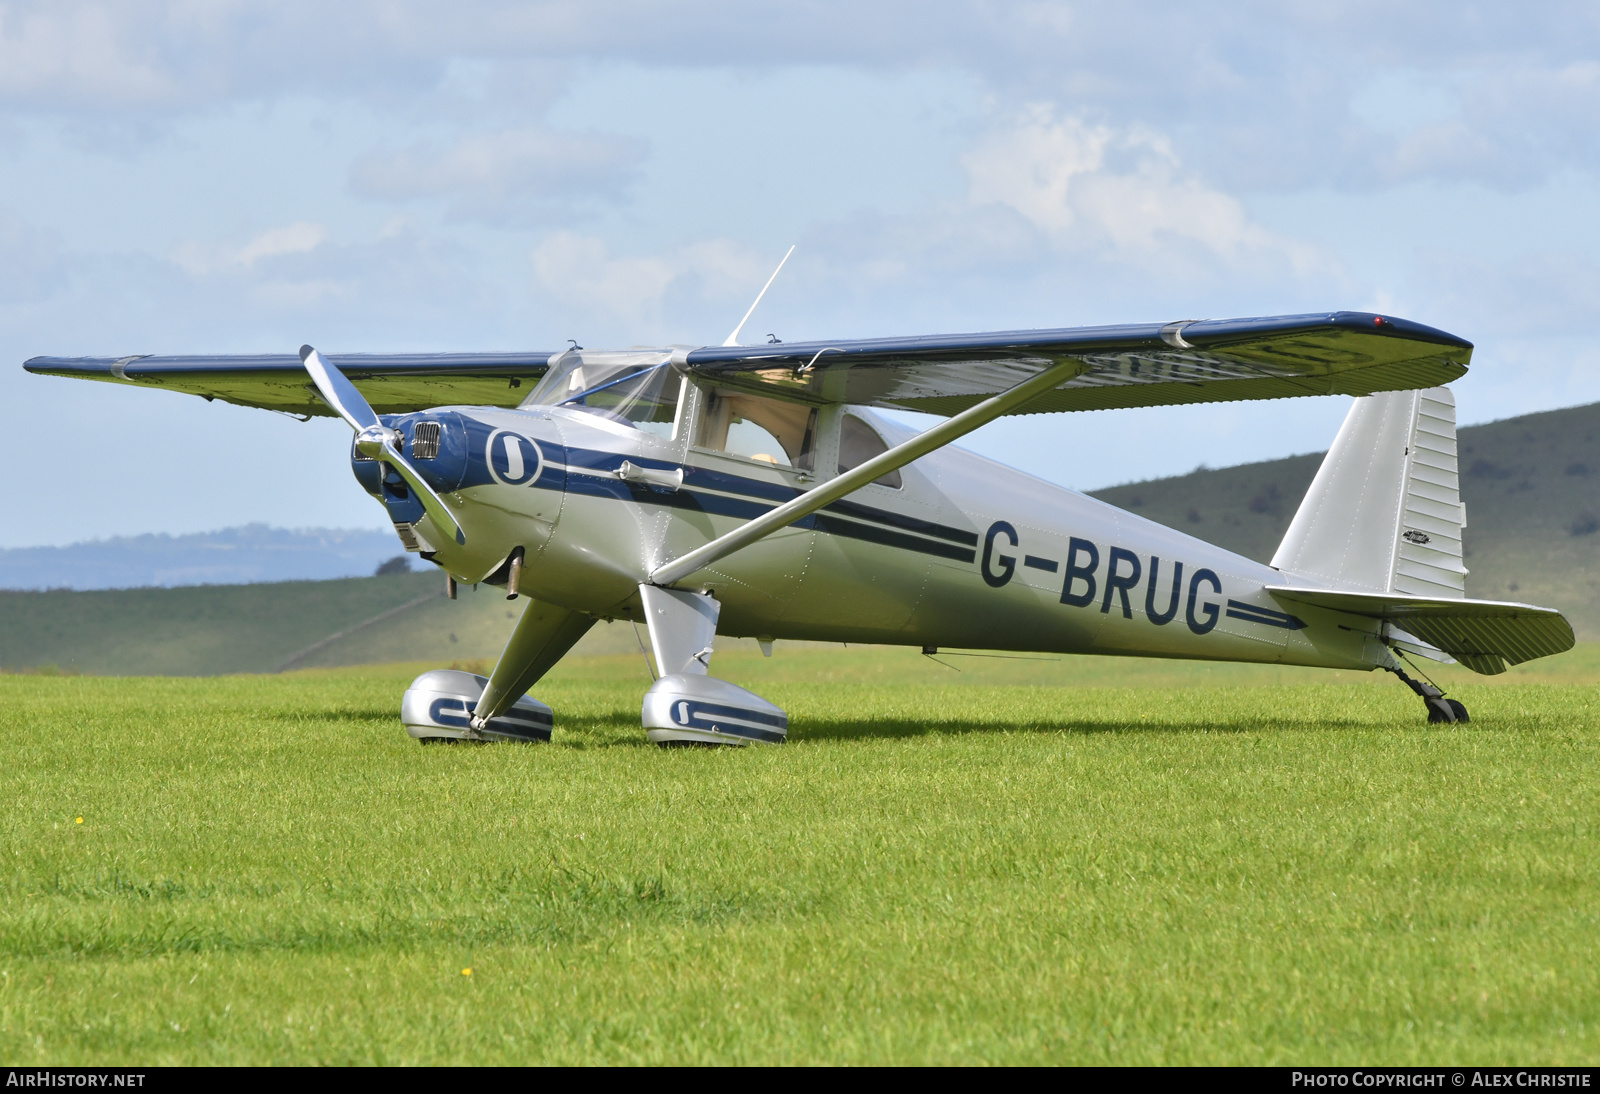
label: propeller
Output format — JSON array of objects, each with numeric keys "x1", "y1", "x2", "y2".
[{"x1": 300, "y1": 344, "x2": 466, "y2": 546}]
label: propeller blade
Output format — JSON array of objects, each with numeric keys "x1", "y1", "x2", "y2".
[
  {"x1": 300, "y1": 344, "x2": 379, "y2": 432},
  {"x1": 300, "y1": 343, "x2": 466, "y2": 547},
  {"x1": 380, "y1": 440, "x2": 467, "y2": 547}
]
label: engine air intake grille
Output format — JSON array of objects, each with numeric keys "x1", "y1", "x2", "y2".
[
  {"x1": 411, "y1": 422, "x2": 441, "y2": 460},
  {"x1": 351, "y1": 439, "x2": 375, "y2": 462}
]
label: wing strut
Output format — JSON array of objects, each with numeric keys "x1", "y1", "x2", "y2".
[{"x1": 648, "y1": 357, "x2": 1088, "y2": 587}]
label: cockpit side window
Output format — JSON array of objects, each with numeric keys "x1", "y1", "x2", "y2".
[
  {"x1": 838, "y1": 414, "x2": 901, "y2": 489},
  {"x1": 695, "y1": 389, "x2": 816, "y2": 470}
]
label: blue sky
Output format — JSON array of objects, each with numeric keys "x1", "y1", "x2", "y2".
[{"x1": 3, "y1": 2, "x2": 1598, "y2": 547}]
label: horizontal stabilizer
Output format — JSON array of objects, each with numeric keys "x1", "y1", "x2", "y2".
[{"x1": 1265, "y1": 586, "x2": 1575, "y2": 675}]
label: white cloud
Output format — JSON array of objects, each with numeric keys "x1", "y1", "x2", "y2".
[
  {"x1": 235, "y1": 222, "x2": 328, "y2": 265},
  {"x1": 0, "y1": 3, "x2": 176, "y2": 107},
  {"x1": 964, "y1": 107, "x2": 1322, "y2": 274},
  {"x1": 349, "y1": 126, "x2": 644, "y2": 221},
  {"x1": 964, "y1": 109, "x2": 1110, "y2": 235},
  {"x1": 172, "y1": 221, "x2": 328, "y2": 275},
  {"x1": 3, "y1": 3, "x2": 1599, "y2": 194},
  {"x1": 531, "y1": 231, "x2": 773, "y2": 326}
]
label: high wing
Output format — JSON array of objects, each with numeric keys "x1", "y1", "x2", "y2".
[
  {"x1": 683, "y1": 311, "x2": 1471, "y2": 416},
  {"x1": 21, "y1": 352, "x2": 555, "y2": 418},
  {"x1": 24, "y1": 311, "x2": 1470, "y2": 420}
]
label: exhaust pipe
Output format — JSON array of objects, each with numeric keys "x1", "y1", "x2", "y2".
[{"x1": 506, "y1": 547, "x2": 525, "y2": 601}]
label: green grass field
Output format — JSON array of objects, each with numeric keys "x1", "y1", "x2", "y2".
[{"x1": 2, "y1": 646, "x2": 1597, "y2": 1065}]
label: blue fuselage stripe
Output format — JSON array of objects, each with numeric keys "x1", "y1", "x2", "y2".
[
  {"x1": 1224, "y1": 599, "x2": 1307, "y2": 630},
  {"x1": 555, "y1": 444, "x2": 979, "y2": 562},
  {"x1": 812, "y1": 514, "x2": 977, "y2": 562}
]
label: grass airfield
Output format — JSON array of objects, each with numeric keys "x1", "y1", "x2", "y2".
[{"x1": 2, "y1": 644, "x2": 1597, "y2": 1065}]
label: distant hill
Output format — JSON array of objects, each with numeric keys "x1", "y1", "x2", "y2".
[
  {"x1": 1090, "y1": 401, "x2": 1600, "y2": 638},
  {"x1": 0, "y1": 524, "x2": 404, "y2": 590}
]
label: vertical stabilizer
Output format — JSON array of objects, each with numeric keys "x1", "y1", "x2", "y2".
[{"x1": 1272, "y1": 387, "x2": 1465, "y2": 596}]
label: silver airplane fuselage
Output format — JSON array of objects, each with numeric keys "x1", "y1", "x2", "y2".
[{"x1": 360, "y1": 386, "x2": 1378, "y2": 674}]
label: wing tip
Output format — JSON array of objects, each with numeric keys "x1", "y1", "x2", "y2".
[
  {"x1": 23, "y1": 356, "x2": 121, "y2": 377},
  {"x1": 1326, "y1": 311, "x2": 1474, "y2": 351}
]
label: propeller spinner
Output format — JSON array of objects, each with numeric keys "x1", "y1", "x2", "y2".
[{"x1": 299, "y1": 345, "x2": 466, "y2": 546}]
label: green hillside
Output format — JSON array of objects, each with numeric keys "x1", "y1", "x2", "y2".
[
  {"x1": 0, "y1": 573, "x2": 649, "y2": 676},
  {"x1": 1091, "y1": 401, "x2": 1600, "y2": 638},
  {"x1": 2, "y1": 401, "x2": 1594, "y2": 676}
]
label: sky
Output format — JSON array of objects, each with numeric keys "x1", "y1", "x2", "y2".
[{"x1": 3, "y1": 1, "x2": 1598, "y2": 548}]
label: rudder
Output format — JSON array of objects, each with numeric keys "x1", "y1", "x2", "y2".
[{"x1": 1272, "y1": 387, "x2": 1466, "y2": 597}]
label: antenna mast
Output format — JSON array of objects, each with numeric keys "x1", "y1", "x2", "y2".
[{"x1": 722, "y1": 245, "x2": 795, "y2": 347}]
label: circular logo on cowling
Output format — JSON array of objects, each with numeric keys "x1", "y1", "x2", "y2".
[{"x1": 485, "y1": 430, "x2": 544, "y2": 486}]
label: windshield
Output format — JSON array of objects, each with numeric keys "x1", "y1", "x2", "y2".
[{"x1": 522, "y1": 353, "x2": 681, "y2": 436}]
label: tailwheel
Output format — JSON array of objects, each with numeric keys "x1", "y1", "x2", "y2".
[
  {"x1": 1423, "y1": 696, "x2": 1470, "y2": 724},
  {"x1": 1390, "y1": 663, "x2": 1468, "y2": 724}
]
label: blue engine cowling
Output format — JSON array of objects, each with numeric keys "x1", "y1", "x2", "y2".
[{"x1": 351, "y1": 412, "x2": 470, "y2": 524}]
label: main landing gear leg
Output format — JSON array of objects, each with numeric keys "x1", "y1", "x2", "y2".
[
  {"x1": 1387, "y1": 664, "x2": 1469, "y2": 724},
  {"x1": 637, "y1": 585, "x2": 787, "y2": 747},
  {"x1": 401, "y1": 597, "x2": 595, "y2": 743}
]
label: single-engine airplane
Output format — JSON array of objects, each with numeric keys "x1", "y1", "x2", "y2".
[{"x1": 26, "y1": 289, "x2": 1575, "y2": 745}]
